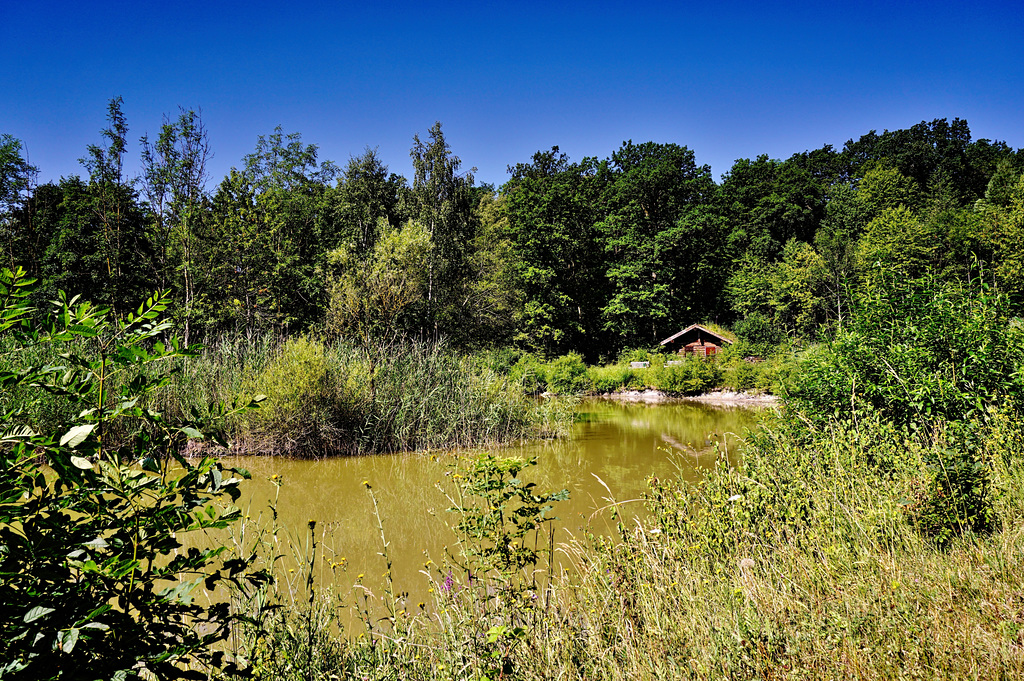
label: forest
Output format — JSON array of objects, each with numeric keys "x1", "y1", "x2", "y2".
[{"x1": 4, "y1": 98, "x2": 1022, "y2": 361}]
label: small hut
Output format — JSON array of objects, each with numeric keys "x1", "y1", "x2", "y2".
[{"x1": 660, "y1": 324, "x2": 733, "y2": 358}]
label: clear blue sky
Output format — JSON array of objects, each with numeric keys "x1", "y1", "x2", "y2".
[{"x1": 3, "y1": 0, "x2": 1021, "y2": 188}]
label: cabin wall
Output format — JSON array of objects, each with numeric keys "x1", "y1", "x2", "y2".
[{"x1": 679, "y1": 342, "x2": 720, "y2": 357}]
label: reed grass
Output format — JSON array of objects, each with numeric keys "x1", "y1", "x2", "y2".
[
  {"x1": 1, "y1": 332, "x2": 570, "y2": 457},
  {"x1": 157, "y1": 334, "x2": 570, "y2": 456}
]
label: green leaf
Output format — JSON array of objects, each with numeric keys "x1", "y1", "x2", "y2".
[
  {"x1": 24, "y1": 606, "x2": 55, "y2": 623},
  {"x1": 180, "y1": 426, "x2": 203, "y2": 439},
  {"x1": 70, "y1": 456, "x2": 94, "y2": 470},
  {"x1": 60, "y1": 424, "x2": 96, "y2": 448},
  {"x1": 58, "y1": 627, "x2": 79, "y2": 653}
]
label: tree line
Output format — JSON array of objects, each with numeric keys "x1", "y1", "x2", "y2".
[{"x1": 3, "y1": 99, "x2": 1023, "y2": 360}]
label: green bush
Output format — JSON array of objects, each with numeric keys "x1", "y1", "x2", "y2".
[
  {"x1": 586, "y1": 364, "x2": 634, "y2": 393},
  {"x1": 0, "y1": 268, "x2": 267, "y2": 680},
  {"x1": 654, "y1": 357, "x2": 723, "y2": 395},
  {"x1": 509, "y1": 353, "x2": 547, "y2": 394},
  {"x1": 618, "y1": 347, "x2": 655, "y2": 364},
  {"x1": 793, "y1": 273, "x2": 1024, "y2": 424},
  {"x1": 734, "y1": 312, "x2": 786, "y2": 358},
  {"x1": 723, "y1": 361, "x2": 759, "y2": 392},
  {"x1": 242, "y1": 336, "x2": 354, "y2": 455},
  {"x1": 546, "y1": 352, "x2": 589, "y2": 395}
]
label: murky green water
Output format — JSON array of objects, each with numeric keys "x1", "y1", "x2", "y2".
[{"x1": 220, "y1": 398, "x2": 764, "y2": 601}]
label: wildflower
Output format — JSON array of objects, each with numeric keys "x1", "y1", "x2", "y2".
[{"x1": 362, "y1": 480, "x2": 371, "y2": 489}]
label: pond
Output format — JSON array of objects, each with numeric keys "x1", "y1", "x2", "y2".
[{"x1": 219, "y1": 398, "x2": 766, "y2": 605}]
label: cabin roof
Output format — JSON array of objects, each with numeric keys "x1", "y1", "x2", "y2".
[{"x1": 659, "y1": 324, "x2": 734, "y2": 347}]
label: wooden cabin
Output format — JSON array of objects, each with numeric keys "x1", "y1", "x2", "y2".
[{"x1": 659, "y1": 324, "x2": 733, "y2": 358}]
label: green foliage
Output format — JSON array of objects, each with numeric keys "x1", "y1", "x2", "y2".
[
  {"x1": 618, "y1": 347, "x2": 655, "y2": 364},
  {"x1": 545, "y1": 352, "x2": 589, "y2": 395},
  {"x1": 508, "y1": 353, "x2": 547, "y2": 394},
  {"x1": 245, "y1": 336, "x2": 346, "y2": 454},
  {"x1": 503, "y1": 147, "x2": 609, "y2": 358},
  {"x1": 654, "y1": 356, "x2": 723, "y2": 395},
  {"x1": 733, "y1": 312, "x2": 785, "y2": 358},
  {"x1": 857, "y1": 205, "x2": 937, "y2": 285},
  {"x1": 448, "y1": 454, "x2": 568, "y2": 579},
  {"x1": 906, "y1": 423, "x2": 995, "y2": 545},
  {"x1": 446, "y1": 454, "x2": 568, "y2": 680},
  {"x1": 728, "y1": 239, "x2": 827, "y2": 338},
  {"x1": 325, "y1": 218, "x2": 432, "y2": 345},
  {"x1": 138, "y1": 107, "x2": 211, "y2": 344},
  {"x1": 788, "y1": 270, "x2": 1023, "y2": 543},
  {"x1": 586, "y1": 363, "x2": 636, "y2": 393},
  {"x1": 227, "y1": 337, "x2": 564, "y2": 455},
  {"x1": 0, "y1": 268, "x2": 267, "y2": 679},
  {"x1": 719, "y1": 153, "x2": 825, "y2": 261},
  {"x1": 406, "y1": 121, "x2": 480, "y2": 337},
  {"x1": 794, "y1": 272, "x2": 1024, "y2": 424},
  {"x1": 0, "y1": 134, "x2": 37, "y2": 220},
  {"x1": 598, "y1": 141, "x2": 720, "y2": 348}
]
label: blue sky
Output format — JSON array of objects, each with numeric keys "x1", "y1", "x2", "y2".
[{"x1": 3, "y1": 0, "x2": 1021, "y2": 188}]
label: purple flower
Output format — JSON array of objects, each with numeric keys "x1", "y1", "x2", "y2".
[{"x1": 442, "y1": 570, "x2": 454, "y2": 595}]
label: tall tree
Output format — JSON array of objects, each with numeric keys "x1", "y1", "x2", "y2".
[
  {"x1": 229, "y1": 127, "x2": 338, "y2": 331},
  {"x1": 406, "y1": 122, "x2": 478, "y2": 336},
  {"x1": 718, "y1": 154, "x2": 825, "y2": 262},
  {"x1": 598, "y1": 141, "x2": 719, "y2": 348},
  {"x1": 0, "y1": 135, "x2": 38, "y2": 271},
  {"x1": 320, "y1": 148, "x2": 406, "y2": 257},
  {"x1": 503, "y1": 147, "x2": 609, "y2": 358},
  {"x1": 139, "y1": 108, "x2": 212, "y2": 344},
  {"x1": 76, "y1": 97, "x2": 154, "y2": 315}
]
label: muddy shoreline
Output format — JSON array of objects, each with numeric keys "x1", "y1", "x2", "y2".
[{"x1": 595, "y1": 389, "x2": 780, "y2": 406}]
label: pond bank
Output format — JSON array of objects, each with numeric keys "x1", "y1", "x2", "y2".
[{"x1": 595, "y1": 388, "x2": 780, "y2": 406}]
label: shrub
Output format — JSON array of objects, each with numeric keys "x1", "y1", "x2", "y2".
[
  {"x1": 243, "y1": 336, "x2": 351, "y2": 455},
  {"x1": 655, "y1": 356, "x2": 723, "y2": 395},
  {"x1": 546, "y1": 352, "x2": 589, "y2": 395},
  {"x1": 618, "y1": 347, "x2": 654, "y2": 364},
  {"x1": 793, "y1": 272, "x2": 1024, "y2": 424},
  {"x1": 509, "y1": 353, "x2": 547, "y2": 394},
  {"x1": 0, "y1": 269, "x2": 267, "y2": 679},
  {"x1": 734, "y1": 312, "x2": 785, "y2": 358},
  {"x1": 586, "y1": 364, "x2": 633, "y2": 394},
  {"x1": 723, "y1": 361, "x2": 759, "y2": 392}
]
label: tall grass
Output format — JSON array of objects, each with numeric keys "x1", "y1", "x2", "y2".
[
  {"x1": 158, "y1": 335, "x2": 570, "y2": 456},
  {"x1": 1, "y1": 332, "x2": 570, "y2": 457}
]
